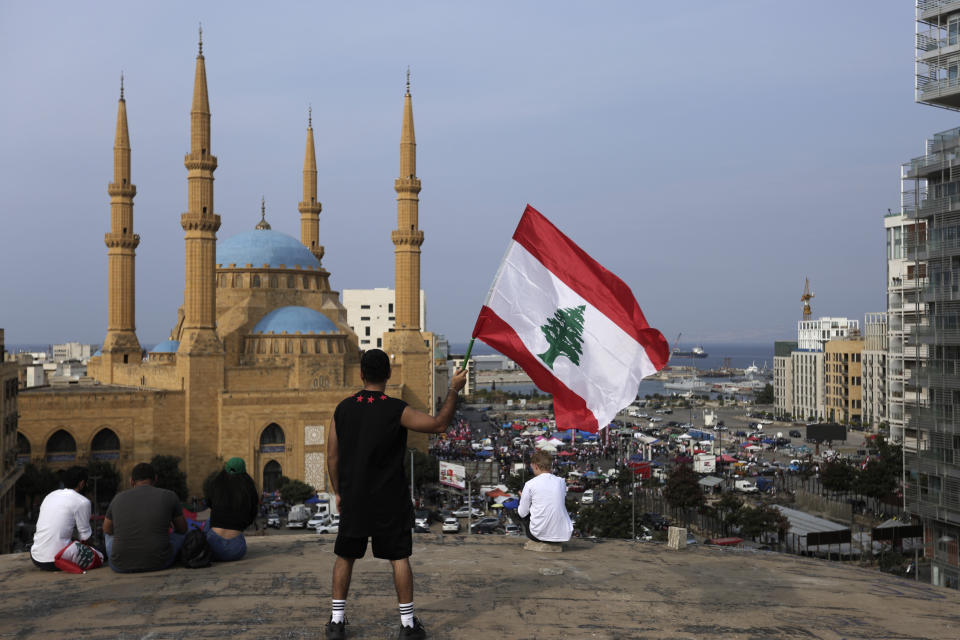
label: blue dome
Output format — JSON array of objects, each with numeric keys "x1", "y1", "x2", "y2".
[
  {"x1": 252, "y1": 306, "x2": 339, "y2": 335},
  {"x1": 92, "y1": 349, "x2": 102, "y2": 357},
  {"x1": 150, "y1": 340, "x2": 180, "y2": 353},
  {"x1": 217, "y1": 229, "x2": 322, "y2": 270}
]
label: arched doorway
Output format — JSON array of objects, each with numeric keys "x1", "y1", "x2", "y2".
[
  {"x1": 91, "y1": 428, "x2": 121, "y2": 460},
  {"x1": 46, "y1": 429, "x2": 76, "y2": 463},
  {"x1": 263, "y1": 460, "x2": 282, "y2": 493},
  {"x1": 16, "y1": 432, "x2": 30, "y2": 464},
  {"x1": 259, "y1": 423, "x2": 285, "y2": 453}
]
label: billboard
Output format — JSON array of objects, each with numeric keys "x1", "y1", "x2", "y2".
[
  {"x1": 806, "y1": 423, "x2": 847, "y2": 443},
  {"x1": 439, "y1": 461, "x2": 466, "y2": 490}
]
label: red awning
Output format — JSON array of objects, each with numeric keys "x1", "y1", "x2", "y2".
[{"x1": 558, "y1": 450, "x2": 576, "y2": 457}]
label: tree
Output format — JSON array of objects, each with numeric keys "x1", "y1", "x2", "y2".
[
  {"x1": 714, "y1": 492, "x2": 743, "y2": 536},
  {"x1": 403, "y1": 449, "x2": 440, "y2": 495},
  {"x1": 151, "y1": 455, "x2": 188, "y2": 501},
  {"x1": 732, "y1": 504, "x2": 789, "y2": 542},
  {"x1": 820, "y1": 461, "x2": 857, "y2": 494},
  {"x1": 663, "y1": 464, "x2": 704, "y2": 513},
  {"x1": 755, "y1": 384, "x2": 774, "y2": 405},
  {"x1": 538, "y1": 305, "x2": 586, "y2": 369},
  {"x1": 15, "y1": 463, "x2": 60, "y2": 515},
  {"x1": 279, "y1": 479, "x2": 315, "y2": 505},
  {"x1": 574, "y1": 496, "x2": 640, "y2": 539}
]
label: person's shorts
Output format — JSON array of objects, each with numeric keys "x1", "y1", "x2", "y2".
[{"x1": 334, "y1": 529, "x2": 412, "y2": 561}]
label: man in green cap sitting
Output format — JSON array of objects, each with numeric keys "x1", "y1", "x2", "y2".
[{"x1": 203, "y1": 457, "x2": 260, "y2": 561}]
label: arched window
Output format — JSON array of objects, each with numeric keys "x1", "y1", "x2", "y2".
[
  {"x1": 260, "y1": 423, "x2": 285, "y2": 453},
  {"x1": 91, "y1": 428, "x2": 120, "y2": 460},
  {"x1": 287, "y1": 275, "x2": 295, "y2": 288},
  {"x1": 46, "y1": 429, "x2": 76, "y2": 462},
  {"x1": 284, "y1": 340, "x2": 293, "y2": 354},
  {"x1": 219, "y1": 274, "x2": 227, "y2": 288},
  {"x1": 233, "y1": 274, "x2": 243, "y2": 288},
  {"x1": 302, "y1": 276, "x2": 309, "y2": 289},
  {"x1": 263, "y1": 460, "x2": 282, "y2": 493},
  {"x1": 270, "y1": 275, "x2": 278, "y2": 288},
  {"x1": 252, "y1": 275, "x2": 261, "y2": 288}
]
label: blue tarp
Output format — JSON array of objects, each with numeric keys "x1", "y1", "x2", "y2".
[
  {"x1": 305, "y1": 495, "x2": 321, "y2": 504},
  {"x1": 583, "y1": 470, "x2": 599, "y2": 478},
  {"x1": 503, "y1": 498, "x2": 520, "y2": 509},
  {"x1": 556, "y1": 429, "x2": 598, "y2": 441},
  {"x1": 475, "y1": 450, "x2": 493, "y2": 457}
]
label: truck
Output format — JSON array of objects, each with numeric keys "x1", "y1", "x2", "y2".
[
  {"x1": 754, "y1": 477, "x2": 774, "y2": 493},
  {"x1": 735, "y1": 480, "x2": 759, "y2": 494},
  {"x1": 286, "y1": 504, "x2": 311, "y2": 528},
  {"x1": 693, "y1": 453, "x2": 716, "y2": 474}
]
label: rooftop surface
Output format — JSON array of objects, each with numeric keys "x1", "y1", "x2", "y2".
[{"x1": 0, "y1": 534, "x2": 956, "y2": 639}]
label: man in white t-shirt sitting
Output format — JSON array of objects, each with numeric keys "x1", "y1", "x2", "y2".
[
  {"x1": 517, "y1": 451, "x2": 573, "y2": 543},
  {"x1": 30, "y1": 466, "x2": 92, "y2": 571}
]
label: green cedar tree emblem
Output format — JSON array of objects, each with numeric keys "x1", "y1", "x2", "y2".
[{"x1": 538, "y1": 305, "x2": 586, "y2": 370}]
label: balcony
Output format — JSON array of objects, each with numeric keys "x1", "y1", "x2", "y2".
[{"x1": 919, "y1": 0, "x2": 960, "y2": 23}]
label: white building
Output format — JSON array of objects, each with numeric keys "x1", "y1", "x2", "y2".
[
  {"x1": 790, "y1": 317, "x2": 858, "y2": 421},
  {"x1": 884, "y1": 209, "x2": 915, "y2": 445},
  {"x1": 342, "y1": 288, "x2": 426, "y2": 349},
  {"x1": 862, "y1": 312, "x2": 888, "y2": 432},
  {"x1": 773, "y1": 341, "x2": 796, "y2": 419},
  {"x1": 52, "y1": 342, "x2": 98, "y2": 363}
]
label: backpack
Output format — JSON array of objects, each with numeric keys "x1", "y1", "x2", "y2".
[{"x1": 179, "y1": 529, "x2": 213, "y2": 568}]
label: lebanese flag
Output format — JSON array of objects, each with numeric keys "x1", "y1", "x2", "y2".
[{"x1": 471, "y1": 205, "x2": 669, "y2": 432}]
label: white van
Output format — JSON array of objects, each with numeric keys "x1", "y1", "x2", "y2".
[{"x1": 581, "y1": 489, "x2": 595, "y2": 505}]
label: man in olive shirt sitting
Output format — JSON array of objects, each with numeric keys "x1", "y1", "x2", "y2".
[{"x1": 104, "y1": 462, "x2": 187, "y2": 573}]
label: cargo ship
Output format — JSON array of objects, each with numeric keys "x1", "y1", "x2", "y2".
[{"x1": 671, "y1": 345, "x2": 708, "y2": 358}]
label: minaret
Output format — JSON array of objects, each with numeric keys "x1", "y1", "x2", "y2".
[
  {"x1": 177, "y1": 28, "x2": 225, "y2": 497},
  {"x1": 299, "y1": 106, "x2": 324, "y2": 262},
  {"x1": 102, "y1": 74, "x2": 142, "y2": 371},
  {"x1": 392, "y1": 70, "x2": 424, "y2": 331},
  {"x1": 178, "y1": 26, "x2": 221, "y2": 353}
]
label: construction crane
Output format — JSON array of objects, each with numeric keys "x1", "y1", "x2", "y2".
[
  {"x1": 671, "y1": 332, "x2": 682, "y2": 353},
  {"x1": 801, "y1": 278, "x2": 814, "y2": 319}
]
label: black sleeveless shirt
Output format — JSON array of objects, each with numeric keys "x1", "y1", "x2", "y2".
[{"x1": 334, "y1": 390, "x2": 413, "y2": 537}]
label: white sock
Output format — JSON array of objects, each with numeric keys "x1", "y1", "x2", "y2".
[
  {"x1": 399, "y1": 602, "x2": 414, "y2": 627},
  {"x1": 331, "y1": 599, "x2": 346, "y2": 624}
]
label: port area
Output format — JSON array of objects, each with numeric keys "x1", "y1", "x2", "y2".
[{"x1": 0, "y1": 535, "x2": 956, "y2": 639}]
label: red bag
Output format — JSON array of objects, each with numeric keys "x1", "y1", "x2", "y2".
[{"x1": 53, "y1": 541, "x2": 104, "y2": 574}]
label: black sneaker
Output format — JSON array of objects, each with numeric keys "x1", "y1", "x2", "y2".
[
  {"x1": 399, "y1": 616, "x2": 426, "y2": 639},
  {"x1": 325, "y1": 616, "x2": 346, "y2": 640}
]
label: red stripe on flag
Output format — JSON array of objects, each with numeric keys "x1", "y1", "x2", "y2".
[
  {"x1": 511, "y1": 205, "x2": 669, "y2": 370},
  {"x1": 472, "y1": 305, "x2": 599, "y2": 432}
]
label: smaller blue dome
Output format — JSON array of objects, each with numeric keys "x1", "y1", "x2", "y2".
[
  {"x1": 150, "y1": 340, "x2": 180, "y2": 353},
  {"x1": 252, "y1": 306, "x2": 339, "y2": 335},
  {"x1": 92, "y1": 349, "x2": 102, "y2": 357}
]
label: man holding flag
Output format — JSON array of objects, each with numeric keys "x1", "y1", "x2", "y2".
[{"x1": 470, "y1": 205, "x2": 669, "y2": 433}]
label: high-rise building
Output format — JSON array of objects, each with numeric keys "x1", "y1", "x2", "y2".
[
  {"x1": 791, "y1": 317, "x2": 859, "y2": 422},
  {"x1": 0, "y1": 330, "x2": 24, "y2": 553},
  {"x1": 862, "y1": 312, "x2": 888, "y2": 432},
  {"x1": 824, "y1": 336, "x2": 864, "y2": 425},
  {"x1": 773, "y1": 340, "x2": 797, "y2": 419},
  {"x1": 342, "y1": 287, "x2": 426, "y2": 349},
  {"x1": 896, "y1": 1, "x2": 960, "y2": 589}
]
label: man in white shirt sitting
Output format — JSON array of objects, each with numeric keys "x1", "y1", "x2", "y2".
[
  {"x1": 30, "y1": 466, "x2": 92, "y2": 571},
  {"x1": 517, "y1": 451, "x2": 573, "y2": 543}
]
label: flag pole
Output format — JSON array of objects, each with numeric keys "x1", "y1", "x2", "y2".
[{"x1": 461, "y1": 337, "x2": 476, "y2": 370}]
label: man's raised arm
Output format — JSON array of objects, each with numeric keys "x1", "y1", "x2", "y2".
[{"x1": 400, "y1": 367, "x2": 468, "y2": 434}]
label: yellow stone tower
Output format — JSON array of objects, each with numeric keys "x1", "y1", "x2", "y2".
[
  {"x1": 177, "y1": 28, "x2": 224, "y2": 486},
  {"x1": 101, "y1": 75, "x2": 142, "y2": 378},
  {"x1": 384, "y1": 71, "x2": 433, "y2": 449},
  {"x1": 299, "y1": 107, "x2": 324, "y2": 263}
]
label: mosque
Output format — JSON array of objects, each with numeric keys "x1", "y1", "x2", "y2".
[{"x1": 16, "y1": 36, "x2": 434, "y2": 496}]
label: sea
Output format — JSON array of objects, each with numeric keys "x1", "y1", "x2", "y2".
[{"x1": 452, "y1": 341, "x2": 775, "y2": 397}]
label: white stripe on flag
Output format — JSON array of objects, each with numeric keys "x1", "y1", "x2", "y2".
[{"x1": 487, "y1": 241, "x2": 657, "y2": 427}]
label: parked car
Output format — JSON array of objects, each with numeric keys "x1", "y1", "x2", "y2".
[
  {"x1": 414, "y1": 521, "x2": 431, "y2": 533},
  {"x1": 789, "y1": 429, "x2": 802, "y2": 438},
  {"x1": 470, "y1": 517, "x2": 501, "y2": 533},
  {"x1": 643, "y1": 513, "x2": 670, "y2": 531},
  {"x1": 634, "y1": 525, "x2": 653, "y2": 542},
  {"x1": 686, "y1": 532, "x2": 698, "y2": 545},
  {"x1": 452, "y1": 506, "x2": 483, "y2": 518},
  {"x1": 442, "y1": 517, "x2": 461, "y2": 533},
  {"x1": 307, "y1": 514, "x2": 331, "y2": 529},
  {"x1": 581, "y1": 489, "x2": 595, "y2": 505},
  {"x1": 567, "y1": 483, "x2": 585, "y2": 493},
  {"x1": 504, "y1": 523, "x2": 522, "y2": 536},
  {"x1": 315, "y1": 514, "x2": 340, "y2": 534},
  {"x1": 266, "y1": 514, "x2": 281, "y2": 529}
]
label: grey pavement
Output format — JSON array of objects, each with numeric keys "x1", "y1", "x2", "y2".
[{"x1": 0, "y1": 534, "x2": 956, "y2": 639}]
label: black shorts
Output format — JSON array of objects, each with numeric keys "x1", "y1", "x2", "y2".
[{"x1": 334, "y1": 529, "x2": 412, "y2": 561}]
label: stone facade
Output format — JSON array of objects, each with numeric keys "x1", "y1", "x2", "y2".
[
  {"x1": 0, "y1": 330, "x2": 24, "y2": 553},
  {"x1": 17, "y1": 42, "x2": 433, "y2": 497}
]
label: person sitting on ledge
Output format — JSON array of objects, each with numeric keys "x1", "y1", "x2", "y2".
[
  {"x1": 103, "y1": 462, "x2": 187, "y2": 573},
  {"x1": 30, "y1": 466, "x2": 92, "y2": 571},
  {"x1": 203, "y1": 457, "x2": 260, "y2": 562},
  {"x1": 517, "y1": 450, "x2": 573, "y2": 544}
]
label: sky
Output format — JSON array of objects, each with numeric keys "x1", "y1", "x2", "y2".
[{"x1": 2, "y1": 1, "x2": 958, "y2": 348}]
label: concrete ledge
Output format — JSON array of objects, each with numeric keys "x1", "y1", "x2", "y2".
[{"x1": 523, "y1": 539, "x2": 563, "y2": 553}]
